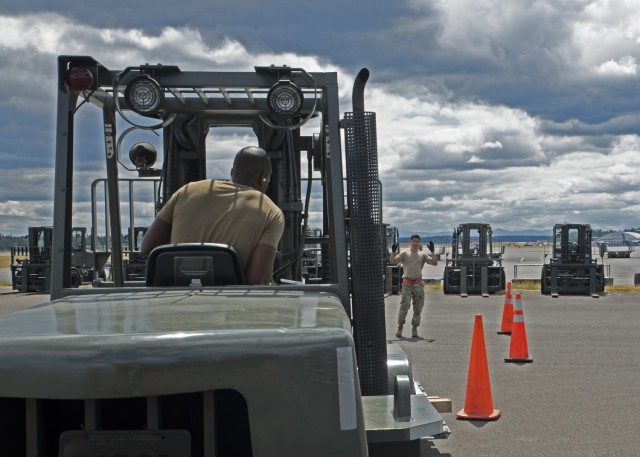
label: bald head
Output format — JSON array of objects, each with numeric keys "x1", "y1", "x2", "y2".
[{"x1": 230, "y1": 146, "x2": 272, "y2": 191}]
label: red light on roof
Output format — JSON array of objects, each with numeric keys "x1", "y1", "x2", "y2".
[{"x1": 65, "y1": 67, "x2": 94, "y2": 92}]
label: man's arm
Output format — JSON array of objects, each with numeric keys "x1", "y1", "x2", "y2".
[
  {"x1": 245, "y1": 243, "x2": 277, "y2": 285},
  {"x1": 426, "y1": 241, "x2": 438, "y2": 266},
  {"x1": 388, "y1": 242, "x2": 400, "y2": 265},
  {"x1": 427, "y1": 252, "x2": 438, "y2": 266},
  {"x1": 389, "y1": 251, "x2": 400, "y2": 265},
  {"x1": 141, "y1": 217, "x2": 172, "y2": 256}
]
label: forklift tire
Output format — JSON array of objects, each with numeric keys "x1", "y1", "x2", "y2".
[
  {"x1": 70, "y1": 269, "x2": 81, "y2": 288},
  {"x1": 540, "y1": 267, "x2": 548, "y2": 295},
  {"x1": 443, "y1": 270, "x2": 449, "y2": 294}
]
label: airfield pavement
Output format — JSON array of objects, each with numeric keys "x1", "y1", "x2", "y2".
[{"x1": 385, "y1": 289, "x2": 640, "y2": 457}]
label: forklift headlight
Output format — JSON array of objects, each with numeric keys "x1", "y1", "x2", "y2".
[
  {"x1": 124, "y1": 75, "x2": 164, "y2": 116},
  {"x1": 267, "y1": 80, "x2": 304, "y2": 119},
  {"x1": 129, "y1": 142, "x2": 157, "y2": 170}
]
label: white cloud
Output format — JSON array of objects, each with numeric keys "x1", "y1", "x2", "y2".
[
  {"x1": 593, "y1": 55, "x2": 638, "y2": 76},
  {"x1": 572, "y1": 0, "x2": 640, "y2": 77},
  {"x1": 0, "y1": 200, "x2": 54, "y2": 235},
  {"x1": 0, "y1": 200, "x2": 26, "y2": 217},
  {"x1": 481, "y1": 141, "x2": 503, "y2": 150},
  {"x1": 0, "y1": 7, "x2": 639, "y2": 236}
]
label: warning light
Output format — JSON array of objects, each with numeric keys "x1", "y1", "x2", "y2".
[{"x1": 65, "y1": 67, "x2": 94, "y2": 92}]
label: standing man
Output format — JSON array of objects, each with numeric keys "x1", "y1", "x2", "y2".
[
  {"x1": 389, "y1": 234, "x2": 438, "y2": 338},
  {"x1": 141, "y1": 146, "x2": 285, "y2": 285}
]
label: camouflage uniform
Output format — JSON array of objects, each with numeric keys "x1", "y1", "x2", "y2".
[
  {"x1": 396, "y1": 249, "x2": 430, "y2": 328},
  {"x1": 398, "y1": 277, "x2": 425, "y2": 327}
]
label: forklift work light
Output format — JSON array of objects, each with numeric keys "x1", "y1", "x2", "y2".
[
  {"x1": 65, "y1": 67, "x2": 94, "y2": 92},
  {"x1": 128, "y1": 142, "x2": 157, "y2": 170},
  {"x1": 266, "y1": 80, "x2": 304, "y2": 119},
  {"x1": 124, "y1": 75, "x2": 164, "y2": 116}
]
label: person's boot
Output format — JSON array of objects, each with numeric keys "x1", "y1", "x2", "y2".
[
  {"x1": 412, "y1": 325, "x2": 418, "y2": 338},
  {"x1": 396, "y1": 324, "x2": 403, "y2": 338}
]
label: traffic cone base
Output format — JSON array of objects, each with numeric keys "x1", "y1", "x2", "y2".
[
  {"x1": 456, "y1": 408, "x2": 501, "y2": 420},
  {"x1": 505, "y1": 356, "x2": 533, "y2": 363}
]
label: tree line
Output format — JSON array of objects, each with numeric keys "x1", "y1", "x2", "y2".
[{"x1": 0, "y1": 234, "x2": 27, "y2": 251}]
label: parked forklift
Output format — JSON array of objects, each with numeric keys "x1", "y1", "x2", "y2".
[
  {"x1": 10, "y1": 226, "x2": 107, "y2": 292},
  {"x1": 541, "y1": 223, "x2": 605, "y2": 296},
  {"x1": 0, "y1": 56, "x2": 446, "y2": 456},
  {"x1": 122, "y1": 226, "x2": 149, "y2": 281},
  {"x1": 301, "y1": 227, "x2": 323, "y2": 283},
  {"x1": 443, "y1": 223, "x2": 505, "y2": 296}
]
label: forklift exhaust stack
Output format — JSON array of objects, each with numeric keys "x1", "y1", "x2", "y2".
[{"x1": 345, "y1": 68, "x2": 388, "y2": 396}]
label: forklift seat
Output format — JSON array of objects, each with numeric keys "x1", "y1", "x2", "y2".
[{"x1": 146, "y1": 243, "x2": 246, "y2": 287}]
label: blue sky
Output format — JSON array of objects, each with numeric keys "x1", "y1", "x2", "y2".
[{"x1": 1, "y1": 0, "x2": 639, "y2": 236}]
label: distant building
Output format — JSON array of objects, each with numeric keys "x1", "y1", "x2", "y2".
[{"x1": 596, "y1": 231, "x2": 640, "y2": 246}]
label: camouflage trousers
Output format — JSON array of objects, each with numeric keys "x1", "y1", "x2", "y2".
[{"x1": 397, "y1": 281, "x2": 425, "y2": 327}]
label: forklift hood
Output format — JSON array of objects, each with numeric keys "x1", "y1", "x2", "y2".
[{"x1": 0, "y1": 287, "x2": 356, "y2": 400}]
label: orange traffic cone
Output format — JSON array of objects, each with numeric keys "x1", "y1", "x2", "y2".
[
  {"x1": 505, "y1": 293, "x2": 533, "y2": 363},
  {"x1": 456, "y1": 314, "x2": 501, "y2": 420},
  {"x1": 497, "y1": 291, "x2": 514, "y2": 335}
]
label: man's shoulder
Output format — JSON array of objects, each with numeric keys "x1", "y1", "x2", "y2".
[
  {"x1": 184, "y1": 179, "x2": 247, "y2": 194},
  {"x1": 265, "y1": 195, "x2": 284, "y2": 220},
  {"x1": 179, "y1": 179, "x2": 219, "y2": 193}
]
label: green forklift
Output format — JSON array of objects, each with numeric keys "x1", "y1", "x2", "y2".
[
  {"x1": 541, "y1": 223, "x2": 605, "y2": 297},
  {"x1": 0, "y1": 57, "x2": 446, "y2": 456}
]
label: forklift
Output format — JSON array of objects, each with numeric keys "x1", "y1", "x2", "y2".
[
  {"x1": 443, "y1": 222, "x2": 505, "y2": 296},
  {"x1": 541, "y1": 223, "x2": 605, "y2": 297},
  {"x1": 0, "y1": 56, "x2": 447, "y2": 456},
  {"x1": 10, "y1": 226, "x2": 107, "y2": 292}
]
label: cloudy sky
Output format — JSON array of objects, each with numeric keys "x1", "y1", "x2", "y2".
[{"x1": 1, "y1": 0, "x2": 639, "y2": 237}]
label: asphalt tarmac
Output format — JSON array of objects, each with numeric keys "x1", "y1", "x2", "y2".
[{"x1": 386, "y1": 289, "x2": 640, "y2": 457}]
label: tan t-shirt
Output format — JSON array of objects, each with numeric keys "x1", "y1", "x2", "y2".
[
  {"x1": 397, "y1": 250, "x2": 429, "y2": 279},
  {"x1": 157, "y1": 180, "x2": 285, "y2": 267}
]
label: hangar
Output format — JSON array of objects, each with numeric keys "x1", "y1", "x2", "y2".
[{"x1": 596, "y1": 231, "x2": 640, "y2": 246}]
